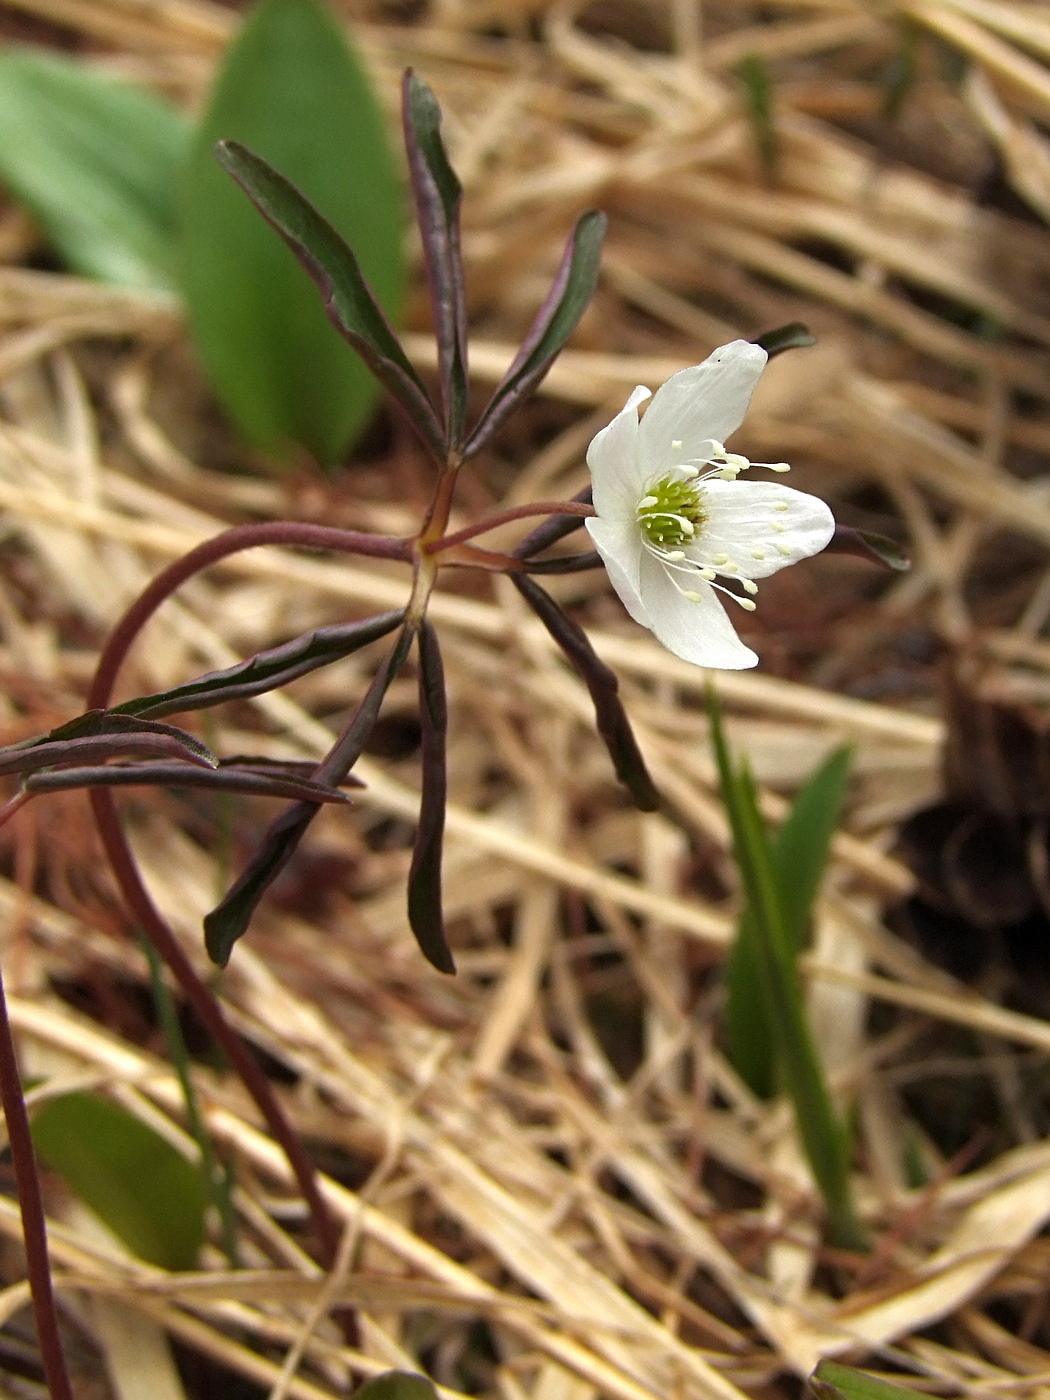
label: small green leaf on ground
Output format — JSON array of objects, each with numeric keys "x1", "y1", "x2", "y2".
[
  {"x1": 812, "y1": 1361, "x2": 931, "y2": 1400},
  {"x1": 355, "y1": 1373, "x2": 440, "y2": 1400},
  {"x1": 0, "y1": 49, "x2": 188, "y2": 290},
  {"x1": 31, "y1": 1091, "x2": 207, "y2": 1270},
  {"x1": 181, "y1": 0, "x2": 406, "y2": 464}
]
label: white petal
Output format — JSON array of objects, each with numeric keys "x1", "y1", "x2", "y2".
[
  {"x1": 637, "y1": 341, "x2": 767, "y2": 471},
  {"x1": 638, "y1": 552, "x2": 758, "y2": 669},
  {"x1": 586, "y1": 516, "x2": 651, "y2": 628},
  {"x1": 586, "y1": 384, "x2": 652, "y2": 522},
  {"x1": 688, "y1": 480, "x2": 835, "y2": 580}
]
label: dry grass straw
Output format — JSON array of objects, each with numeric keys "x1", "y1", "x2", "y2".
[{"x1": 3, "y1": 0, "x2": 1050, "y2": 1396}]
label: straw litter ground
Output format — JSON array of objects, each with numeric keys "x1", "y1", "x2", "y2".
[{"x1": 3, "y1": 0, "x2": 1050, "y2": 1396}]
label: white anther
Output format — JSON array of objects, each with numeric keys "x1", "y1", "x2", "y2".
[
  {"x1": 664, "y1": 550, "x2": 686, "y2": 560},
  {"x1": 701, "y1": 568, "x2": 716, "y2": 580},
  {"x1": 741, "y1": 578, "x2": 758, "y2": 595},
  {"x1": 738, "y1": 597, "x2": 757, "y2": 612},
  {"x1": 777, "y1": 543, "x2": 793, "y2": 556},
  {"x1": 774, "y1": 502, "x2": 789, "y2": 511},
  {"x1": 767, "y1": 463, "x2": 791, "y2": 473},
  {"x1": 682, "y1": 590, "x2": 705, "y2": 603},
  {"x1": 751, "y1": 548, "x2": 766, "y2": 559},
  {"x1": 712, "y1": 553, "x2": 729, "y2": 565},
  {"x1": 671, "y1": 440, "x2": 682, "y2": 450},
  {"x1": 773, "y1": 522, "x2": 785, "y2": 532}
]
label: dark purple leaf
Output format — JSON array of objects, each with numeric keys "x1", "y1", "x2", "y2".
[
  {"x1": 23, "y1": 761, "x2": 353, "y2": 804},
  {"x1": 464, "y1": 212, "x2": 606, "y2": 457},
  {"x1": 113, "y1": 610, "x2": 404, "y2": 720},
  {"x1": 218, "y1": 756, "x2": 364, "y2": 787},
  {"x1": 203, "y1": 626, "x2": 414, "y2": 966},
  {"x1": 408, "y1": 622, "x2": 454, "y2": 973},
  {"x1": 0, "y1": 730, "x2": 217, "y2": 777},
  {"x1": 402, "y1": 72, "x2": 467, "y2": 451},
  {"x1": 824, "y1": 524, "x2": 910, "y2": 572},
  {"x1": 512, "y1": 575, "x2": 658, "y2": 811},
  {"x1": 751, "y1": 322, "x2": 815, "y2": 357},
  {"x1": 215, "y1": 141, "x2": 445, "y2": 460},
  {"x1": 2, "y1": 713, "x2": 217, "y2": 771},
  {"x1": 520, "y1": 550, "x2": 601, "y2": 575}
]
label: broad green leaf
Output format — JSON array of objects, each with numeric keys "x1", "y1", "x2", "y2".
[
  {"x1": 726, "y1": 746, "x2": 851, "y2": 1099},
  {"x1": 181, "y1": 0, "x2": 406, "y2": 464},
  {"x1": 0, "y1": 49, "x2": 187, "y2": 290},
  {"x1": 31, "y1": 1092, "x2": 207, "y2": 1269},
  {"x1": 812, "y1": 1361, "x2": 929, "y2": 1400},
  {"x1": 355, "y1": 1374, "x2": 439, "y2": 1400}
]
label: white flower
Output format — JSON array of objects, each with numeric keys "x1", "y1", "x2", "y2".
[{"x1": 585, "y1": 340, "x2": 835, "y2": 669}]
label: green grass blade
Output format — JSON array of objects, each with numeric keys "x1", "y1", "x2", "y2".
[
  {"x1": 0, "y1": 49, "x2": 187, "y2": 290},
  {"x1": 180, "y1": 0, "x2": 406, "y2": 464},
  {"x1": 726, "y1": 746, "x2": 852, "y2": 1098},
  {"x1": 709, "y1": 691, "x2": 866, "y2": 1251}
]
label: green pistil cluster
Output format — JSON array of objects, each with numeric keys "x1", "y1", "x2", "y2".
[{"x1": 637, "y1": 474, "x2": 706, "y2": 549}]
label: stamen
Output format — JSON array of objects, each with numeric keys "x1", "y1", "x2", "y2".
[
  {"x1": 712, "y1": 553, "x2": 729, "y2": 565},
  {"x1": 751, "y1": 548, "x2": 766, "y2": 560},
  {"x1": 741, "y1": 578, "x2": 758, "y2": 595},
  {"x1": 701, "y1": 568, "x2": 716, "y2": 580},
  {"x1": 773, "y1": 522, "x2": 786, "y2": 532},
  {"x1": 737, "y1": 597, "x2": 757, "y2": 612},
  {"x1": 777, "y1": 543, "x2": 793, "y2": 556},
  {"x1": 774, "y1": 502, "x2": 789, "y2": 512}
]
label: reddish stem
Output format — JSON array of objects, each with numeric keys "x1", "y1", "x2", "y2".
[
  {"x1": 91, "y1": 523, "x2": 410, "y2": 708},
  {"x1": 424, "y1": 501, "x2": 595, "y2": 555},
  {"x1": 0, "y1": 956, "x2": 74, "y2": 1400}
]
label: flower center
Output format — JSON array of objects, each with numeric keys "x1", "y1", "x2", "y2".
[{"x1": 636, "y1": 475, "x2": 706, "y2": 548}]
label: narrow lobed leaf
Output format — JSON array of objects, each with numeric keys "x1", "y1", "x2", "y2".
[
  {"x1": 0, "y1": 730, "x2": 217, "y2": 778},
  {"x1": 825, "y1": 524, "x2": 910, "y2": 572},
  {"x1": 513, "y1": 575, "x2": 658, "y2": 811},
  {"x1": 464, "y1": 212, "x2": 607, "y2": 457},
  {"x1": 113, "y1": 610, "x2": 404, "y2": 719},
  {"x1": 408, "y1": 622, "x2": 455, "y2": 973},
  {"x1": 402, "y1": 72, "x2": 467, "y2": 450},
  {"x1": 24, "y1": 761, "x2": 355, "y2": 804},
  {"x1": 204, "y1": 626, "x2": 415, "y2": 966},
  {"x1": 10, "y1": 712, "x2": 217, "y2": 768},
  {"x1": 214, "y1": 139, "x2": 443, "y2": 460},
  {"x1": 751, "y1": 322, "x2": 815, "y2": 357}
]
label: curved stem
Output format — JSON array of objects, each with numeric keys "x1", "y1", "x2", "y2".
[
  {"x1": 89, "y1": 523, "x2": 411, "y2": 710},
  {"x1": 0, "y1": 956, "x2": 74, "y2": 1400},
  {"x1": 89, "y1": 787, "x2": 342, "y2": 1269},
  {"x1": 424, "y1": 500, "x2": 594, "y2": 555},
  {"x1": 84, "y1": 523, "x2": 403, "y2": 1273}
]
